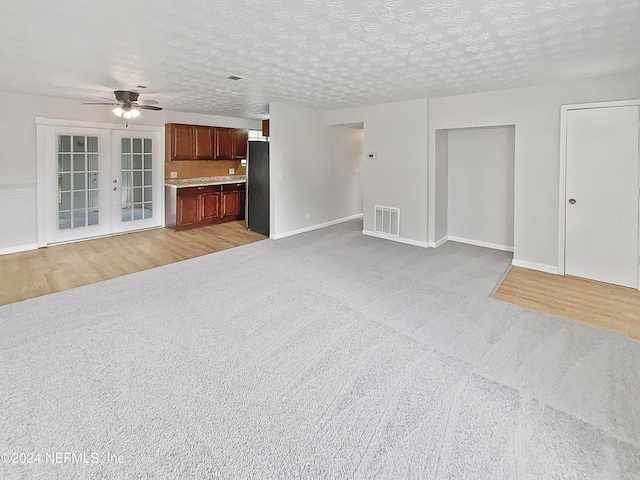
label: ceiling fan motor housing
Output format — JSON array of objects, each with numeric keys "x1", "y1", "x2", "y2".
[{"x1": 114, "y1": 90, "x2": 139, "y2": 106}]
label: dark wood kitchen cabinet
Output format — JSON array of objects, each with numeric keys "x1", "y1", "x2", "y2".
[
  {"x1": 221, "y1": 182, "x2": 246, "y2": 219},
  {"x1": 166, "y1": 123, "x2": 248, "y2": 161},
  {"x1": 167, "y1": 185, "x2": 221, "y2": 230},
  {"x1": 165, "y1": 182, "x2": 245, "y2": 230},
  {"x1": 170, "y1": 124, "x2": 195, "y2": 160},
  {"x1": 232, "y1": 129, "x2": 248, "y2": 159},
  {"x1": 176, "y1": 188, "x2": 201, "y2": 227},
  {"x1": 194, "y1": 125, "x2": 214, "y2": 160},
  {"x1": 215, "y1": 128, "x2": 234, "y2": 160},
  {"x1": 201, "y1": 190, "x2": 220, "y2": 221}
]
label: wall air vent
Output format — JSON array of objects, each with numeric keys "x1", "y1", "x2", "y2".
[
  {"x1": 226, "y1": 75, "x2": 242, "y2": 81},
  {"x1": 374, "y1": 205, "x2": 400, "y2": 237}
]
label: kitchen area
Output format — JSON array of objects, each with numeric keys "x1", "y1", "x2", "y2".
[{"x1": 164, "y1": 122, "x2": 270, "y2": 236}]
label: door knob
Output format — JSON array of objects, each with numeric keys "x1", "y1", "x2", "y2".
[
  {"x1": 568, "y1": 198, "x2": 576, "y2": 204},
  {"x1": 113, "y1": 187, "x2": 118, "y2": 191}
]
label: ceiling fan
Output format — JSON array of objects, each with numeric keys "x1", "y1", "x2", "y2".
[{"x1": 83, "y1": 90, "x2": 163, "y2": 119}]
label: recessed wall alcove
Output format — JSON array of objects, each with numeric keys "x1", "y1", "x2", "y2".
[{"x1": 434, "y1": 125, "x2": 515, "y2": 252}]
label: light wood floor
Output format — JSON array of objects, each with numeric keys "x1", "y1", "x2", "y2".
[
  {"x1": 494, "y1": 266, "x2": 640, "y2": 340},
  {"x1": 0, "y1": 221, "x2": 266, "y2": 306}
]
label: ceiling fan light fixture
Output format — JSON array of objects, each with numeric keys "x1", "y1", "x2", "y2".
[
  {"x1": 112, "y1": 106, "x2": 124, "y2": 117},
  {"x1": 130, "y1": 108, "x2": 141, "y2": 118}
]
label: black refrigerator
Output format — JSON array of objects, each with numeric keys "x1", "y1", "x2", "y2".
[{"x1": 246, "y1": 141, "x2": 270, "y2": 237}]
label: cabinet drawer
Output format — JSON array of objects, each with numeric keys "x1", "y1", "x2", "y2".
[
  {"x1": 179, "y1": 185, "x2": 222, "y2": 195},
  {"x1": 222, "y1": 182, "x2": 245, "y2": 192}
]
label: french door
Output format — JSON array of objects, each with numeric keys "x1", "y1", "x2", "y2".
[
  {"x1": 37, "y1": 120, "x2": 163, "y2": 246},
  {"x1": 111, "y1": 131, "x2": 163, "y2": 233}
]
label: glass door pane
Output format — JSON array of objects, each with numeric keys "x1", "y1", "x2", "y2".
[
  {"x1": 57, "y1": 134, "x2": 99, "y2": 230},
  {"x1": 120, "y1": 137, "x2": 153, "y2": 221}
]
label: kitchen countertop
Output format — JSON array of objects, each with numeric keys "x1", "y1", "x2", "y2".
[{"x1": 165, "y1": 175, "x2": 246, "y2": 188}]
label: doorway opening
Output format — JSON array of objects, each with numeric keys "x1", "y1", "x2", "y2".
[{"x1": 328, "y1": 122, "x2": 364, "y2": 221}]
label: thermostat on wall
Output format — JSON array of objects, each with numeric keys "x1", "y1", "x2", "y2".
[{"x1": 367, "y1": 152, "x2": 376, "y2": 159}]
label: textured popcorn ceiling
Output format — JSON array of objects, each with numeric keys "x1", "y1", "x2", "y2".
[{"x1": 0, "y1": 0, "x2": 639, "y2": 118}]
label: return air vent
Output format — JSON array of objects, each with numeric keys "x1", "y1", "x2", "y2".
[{"x1": 374, "y1": 205, "x2": 400, "y2": 237}]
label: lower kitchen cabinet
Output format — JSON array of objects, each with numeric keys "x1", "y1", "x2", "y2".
[
  {"x1": 221, "y1": 183, "x2": 242, "y2": 218},
  {"x1": 165, "y1": 183, "x2": 245, "y2": 230},
  {"x1": 176, "y1": 189, "x2": 202, "y2": 227}
]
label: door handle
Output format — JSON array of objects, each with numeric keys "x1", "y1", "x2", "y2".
[
  {"x1": 568, "y1": 198, "x2": 576, "y2": 204},
  {"x1": 113, "y1": 187, "x2": 118, "y2": 191}
]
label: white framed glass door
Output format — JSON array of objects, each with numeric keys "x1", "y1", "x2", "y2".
[
  {"x1": 41, "y1": 126, "x2": 112, "y2": 245},
  {"x1": 37, "y1": 119, "x2": 164, "y2": 246},
  {"x1": 111, "y1": 131, "x2": 163, "y2": 233}
]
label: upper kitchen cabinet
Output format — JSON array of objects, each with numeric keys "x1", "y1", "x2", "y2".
[
  {"x1": 232, "y1": 129, "x2": 248, "y2": 159},
  {"x1": 166, "y1": 123, "x2": 248, "y2": 161},
  {"x1": 194, "y1": 125, "x2": 214, "y2": 160},
  {"x1": 215, "y1": 128, "x2": 234, "y2": 160},
  {"x1": 169, "y1": 124, "x2": 195, "y2": 160}
]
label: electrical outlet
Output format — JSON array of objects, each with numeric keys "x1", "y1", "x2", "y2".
[
  {"x1": 170, "y1": 171, "x2": 178, "y2": 178},
  {"x1": 229, "y1": 168, "x2": 235, "y2": 174},
  {"x1": 306, "y1": 213, "x2": 310, "y2": 220}
]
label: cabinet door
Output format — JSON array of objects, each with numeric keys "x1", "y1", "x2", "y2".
[
  {"x1": 201, "y1": 192, "x2": 220, "y2": 221},
  {"x1": 232, "y1": 129, "x2": 248, "y2": 159},
  {"x1": 238, "y1": 189, "x2": 246, "y2": 220},
  {"x1": 194, "y1": 126, "x2": 214, "y2": 160},
  {"x1": 215, "y1": 128, "x2": 234, "y2": 160},
  {"x1": 221, "y1": 191, "x2": 240, "y2": 217},
  {"x1": 177, "y1": 190, "x2": 200, "y2": 226},
  {"x1": 171, "y1": 124, "x2": 194, "y2": 160}
]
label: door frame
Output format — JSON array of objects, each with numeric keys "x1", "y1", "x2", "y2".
[
  {"x1": 558, "y1": 100, "x2": 640, "y2": 288},
  {"x1": 36, "y1": 117, "x2": 165, "y2": 247}
]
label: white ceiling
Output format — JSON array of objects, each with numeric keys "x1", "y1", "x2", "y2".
[{"x1": 1, "y1": 0, "x2": 639, "y2": 118}]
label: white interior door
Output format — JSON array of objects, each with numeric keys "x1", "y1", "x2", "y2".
[
  {"x1": 565, "y1": 106, "x2": 639, "y2": 288},
  {"x1": 111, "y1": 131, "x2": 163, "y2": 233},
  {"x1": 43, "y1": 126, "x2": 112, "y2": 245}
]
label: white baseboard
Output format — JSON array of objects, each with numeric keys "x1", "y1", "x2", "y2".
[
  {"x1": 512, "y1": 259, "x2": 559, "y2": 274},
  {"x1": 362, "y1": 230, "x2": 430, "y2": 248},
  {"x1": 271, "y1": 213, "x2": 363, "y2": 240},
  {"x1": 0, "y1": 243, "x2": 38, "y2": 256},
  {"x1": 447, "y1": 235, "x2": 514, "y2": 253},
  {"x1": 430, "y1": 236, "x2": 448, "y2": 248}
]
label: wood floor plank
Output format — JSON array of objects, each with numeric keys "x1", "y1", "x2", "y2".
[
  {"x1": 494, "y1": 266, "x2": 640, "y2": 340},
  {"x1": 0, "y1": 221, "x2": 266, "y2": 306}
]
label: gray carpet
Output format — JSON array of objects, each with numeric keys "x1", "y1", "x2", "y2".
[{"x1": 1, "y1": 220, "x2": 639, "y2": 479}]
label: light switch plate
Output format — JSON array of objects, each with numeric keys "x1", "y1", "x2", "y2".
[{"x1": 170, "y1": 171, "x2": 178, "y2": 178}]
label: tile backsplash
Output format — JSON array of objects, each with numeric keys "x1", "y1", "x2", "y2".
[{"x1": 164, "y1": 160, "x2": 246, "y2": 179}]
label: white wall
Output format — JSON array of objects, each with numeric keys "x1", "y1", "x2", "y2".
[
  {"x1": 269, "y1": 102, "x2": 363, "y2": 238},
  {"x1": 326, "y1": 99, "x2": 429, "y2": 246},
  {"x1": 429, "y1": 71, "x2": 640, "y2": 272},
  {"x1": 0, "y1": 90, "x2": 260, "y2": 253},
  {"x1": 446, "y1": 126, "x2": 515, "y2": 250}
]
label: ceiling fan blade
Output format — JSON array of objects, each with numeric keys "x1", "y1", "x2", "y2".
[
  {"x1": 137, "y1": 99, "x2": 159, "y2": 105},
  {"x1": 137, "y1": 105, "x2": 163, "y2": 111},
  {"x1": 83, "y1": 102, "x2": 117, "y2": 105}
]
